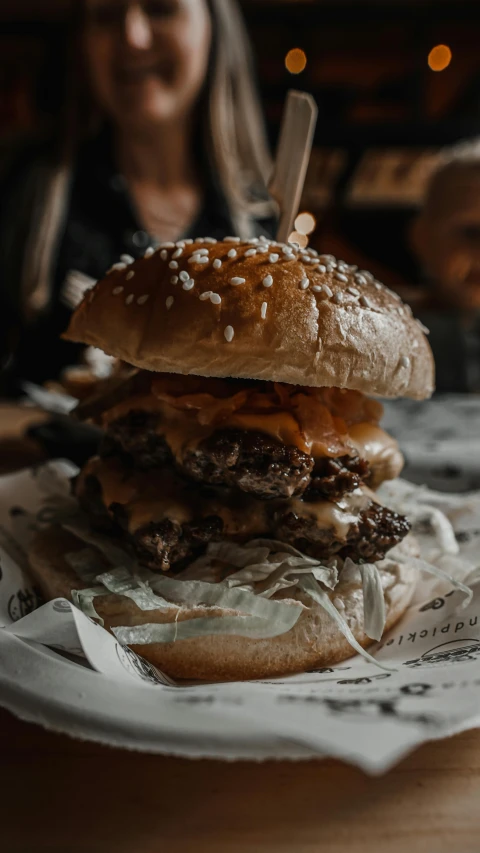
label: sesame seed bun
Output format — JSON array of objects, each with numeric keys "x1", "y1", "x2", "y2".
[
  {"x1": 64, "y1": 238, "x2": 434, "y2": 400},
  {"x1": 27, "y1": 525, "x2": 418, "y2": 682}
]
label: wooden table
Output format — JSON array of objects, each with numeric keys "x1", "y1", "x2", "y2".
[
  {"x1": 1, "y1": 403, "x2": 480, "y2": 851},
  {"x1": 1, "y1": 709, "x2": 480, "y2": 853}
]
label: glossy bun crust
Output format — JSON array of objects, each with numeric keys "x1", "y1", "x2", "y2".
[{"x1": 64, "y1": 239, "x2": 434, "y2": 400}]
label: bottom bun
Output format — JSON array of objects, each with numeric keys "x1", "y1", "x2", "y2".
[{"x1": 28, "y1": 526, "x2": 418, "y2": 681}]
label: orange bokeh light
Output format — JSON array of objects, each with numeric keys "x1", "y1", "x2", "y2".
[
  {"x1": 295, "y1": 212, "x2": 316, "y2": 236},
  {"x1": 428, "y1": 44, "x2": 452, "y2": 72},
  {"x1": 288, "y1": 231, "x2": 309, "y2": 248},
  {"x1": 285, "y1": 48, "x2": 307, "y2": 75}
]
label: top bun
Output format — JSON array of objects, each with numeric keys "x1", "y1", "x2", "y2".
[{"x1": 64, "y1": 237, "x2": 434, "y2": 400}]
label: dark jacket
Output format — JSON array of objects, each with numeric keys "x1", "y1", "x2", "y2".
[{"x1": 0, "y1": 132, "x2": 275, "y2": 396}]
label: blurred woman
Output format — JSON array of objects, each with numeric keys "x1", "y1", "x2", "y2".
[{"x1": 0, "y1": 0, "x2": 274, "y2": 395}]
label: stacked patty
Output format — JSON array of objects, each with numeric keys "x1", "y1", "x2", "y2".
[{"x1": 76, "y1": 378, "x2": 410, "y2": 573}]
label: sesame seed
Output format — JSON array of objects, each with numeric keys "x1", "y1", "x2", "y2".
[
  {"x1": 224, "y1": 325, "x2": 235, "y2": 342},
  {"x1": 347, "y1": 286, "x2": 359, "y2": 296},
  {"x1": 227, "y1": 249, "x2": 237, "y2": 259},
  {"x1": 323, "y1": 285, "x2": 333, "y2": 298},
  {"x1": 210, "y1": 293, "x2": 222, "y2": 305},
  {"x1": 256, "y1": 245, "x2": 269, "y2": 253},
  {"x1": 200, "y1": 291, "x2": 212, "y2": 301},
  {"x1": 225, "y1": 236, "x2": 241, "y2": 243},
  {"x1": 110, "y1": 262, "x2": 127, "y2": 272},
  {"x1": 261, "y1": 301, "x2": 267, "y2": 319},
  {"x1": 245, "y1": 248, "x2": 257, "y2": 257},
  {"x1": 312, "y1": 285, "x2": 323, "y2": 293},
  {"x1": 300, "y1": 277, "x2": 310, "y2": 290},
  {"x1": 137, "y1": 295, "x2": 149, "y2": 305},
  {"x1": 170, "y1": 276, "x2": 179, "y2": 285},
  {"x1": 126, "y1": 270, "x2": 135, "y2": 280},
  {"x1": 262, "y1": 275, "x2": 273, "y2": 287},
  {"x1": 333, "y1": 291, "x2": 344, "y2": 304},
  {"x1": 204, "y1": 237, "x2": 217, "y2": 244},
  {"x1": 249, "y1": 238, "x2": 260, "y2": 244},
  {"x1": 166, "y1": 296, "x2": 174, "y2": 309},
  {"x1": 359, "y1": 270, "x2": 373, "y2": 280},
  {"x1": 269, "y1": 254, "x2": 280, "y2": 263},
  {"x1": 125, "y1": 294, "x2": 134, "y2": 305},
  {"x1": 281, "y1": 246, "x2": 291, "y2": 255},
  {"x1": 213, "y1": 258, "x2": 222, "y2": 270},
  {"x1": 183, "y1": 239, "x2": 194, "y2": 245},
  {"x1": 172, "y1": 248, "x2": 183, "y2": 259},
  {"x1": 196, "y1": 248, "x2": 210, "y2": 256},
  {"x1": 144, "y1": 247, "x2": 154, "y2": 258},
  {"x1": 169, "y1": 261, "x2": 178, "y2": 270},
  {"x1": 316, "y1": 264, "x2": 327, "y2": 274},
  {"x1": 399, "y1": 355, "x2": 410, "y2": 368},
  {"x1": 176, "y1": 241, "x2": 186, "y2": 248},
  {"x1": 160, "y1": 242, "x2": 175, "y2": 248},
  {"x1": 179, "y1": 271, "x2": 190, "y2": 282},
  {"x1": 284, "y1": 252, "x2": 295, "y2": 260},
  {"x1": 112, "y1": 286, "x2": 124, "y2": 295},
  {"x1": 360, "y1": 295, "x2": 371, "y2": 308},
  {"x1": 160, "y1": 250, "x2": 168, "y2": 261},
  {"x1": 189, "y1": 255, "x2": 209, "y2": 265},
  {"x1": 196, "y1": 238, "x2": 205, "y2": 243},
  {"x1": 335, "y1": 272, "x2": 348, "y2": 283},
  {"x1": 230, "y1": 277, "x2": 246, "y2": 286},
  {"x1": 374, "y1": 282, "x2": 382, "y2": 290},
  {"x1": 417, "y1": 319, "x2": 430, "y2": 334},
  {"x1": 320, "y1": 254, "x2": 336, "y2": 264},
  {"x1": 326, "y1": 264, "x2": 336, "y2": 273},
  {"x1": 354, "y1": 274, "x2": 367, "y2": 286},
  {"x1": 301, "y1": 255, "x2": 311, "y2": 263},
  {"x1": 182, "y1": 279, "x2": 195, "y2": 291},
  {"x1": 121, "y1": 254, "x2": 135, "y2": 265},
  {"x1": 259, "y1": 235, "x2": 269, "y2": 242}
]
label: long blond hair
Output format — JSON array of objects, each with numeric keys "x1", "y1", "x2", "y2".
[{"x1": 21, "y1": 0, "x2": 273, "y2": 318}]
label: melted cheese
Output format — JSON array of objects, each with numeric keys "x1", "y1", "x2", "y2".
[
  {"x1": 287, "y1": 489, "x2": 370, "y2": 541},
  {"x1": 348, "y1": 423, "x2": 404, "y2": 484},
  {"x1": 81, "y1": 457, "x2": 270, "y2": 537},
  {"x1": 100, "y1": 385, "x2": 402, "y2": 486}
]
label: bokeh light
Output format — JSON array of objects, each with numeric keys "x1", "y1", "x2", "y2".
[
  {"x1": 285, "y1": 48, "x2": 307, "y2": 75},
  {"x1": 294, "y1": 212, "x2": 316, "y2": 236},
  {"x1": 288, "y1": 231, "x2": 309, "y2": 248},
  {"x1": 428, "y1": 44, "x2": 452, "y2": 72}
]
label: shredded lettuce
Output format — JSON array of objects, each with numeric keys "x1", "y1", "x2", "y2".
[
  {"x1": 359, "y1": 563, "x2": 386, "y2": 641},
  {"x1": 112, "y1": 609, "x2": 301, "y2": 645},
  {"x1": 298, "y1": 575, "x2": 394, "y2": 671},
  {"x1": 71, "y1": 586, "x2": 106, "y2": 625}
]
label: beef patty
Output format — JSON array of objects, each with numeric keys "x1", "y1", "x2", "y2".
[
  {"x1": 101, "y1": 412, "x2": 370, "y2": 501},
  {"x1": 273, "y1": 501, "x2": 410, "y2": 565},
  {"x1": 77, "y1": 467, "x2": 409, "y2": 572}
]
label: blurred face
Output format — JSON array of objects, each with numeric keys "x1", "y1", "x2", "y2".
[
  {"x1": 414, "y1": 176, "x2": 480, "y2": 311},
  {"x1": 83, "y1": 0, "x2": 212, "y2": 129}
]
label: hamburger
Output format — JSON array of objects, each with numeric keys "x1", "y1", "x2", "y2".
[{"x1": 28, "y1": 237, "x2": 434, "y2": 681}]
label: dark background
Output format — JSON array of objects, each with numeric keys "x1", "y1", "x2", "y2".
[{"x1": 1, "y1": 0, "x2": 480, "y2": 287}]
